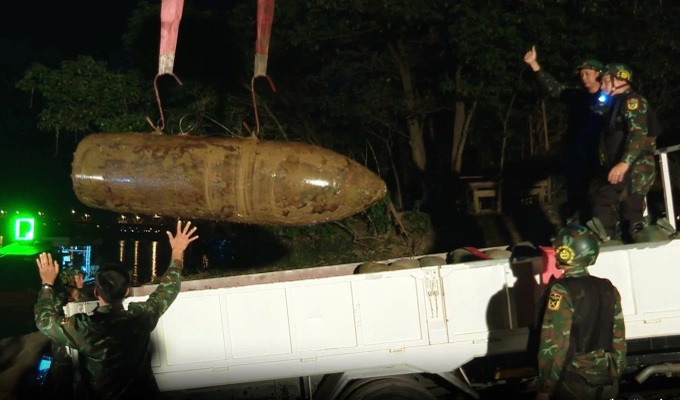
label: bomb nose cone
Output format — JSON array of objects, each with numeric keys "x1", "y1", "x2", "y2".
[
  {"x1": 336, "y1": 160, "x2": 387, "y2": 216},
  {"x1": 251, "y1": 139, "x2": 387, "y2": 224},
  {"x1": 72, "y1": 133, "x2": 387, "y2": 226},
  {"x1": 288, "y1": 155, "x2": 387, "y2": 222}
]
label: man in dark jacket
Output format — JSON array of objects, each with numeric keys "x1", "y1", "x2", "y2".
[
  {"x1": 524, "y1": 45, "x2": 606, "y2": 225},
  {"x1": 35, "y1": 220, "x2": 199, "y2": 399}
]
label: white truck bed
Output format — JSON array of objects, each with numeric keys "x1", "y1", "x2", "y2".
[{"x1": 102, "y1": 238, "x2": 680, "y2": 393}]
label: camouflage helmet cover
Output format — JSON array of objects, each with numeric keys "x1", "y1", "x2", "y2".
[
  {"x1": 60, "y1": 266, "x2": 84, "y2": 285},
  {"x1": 601, "y1": 63, "x2": 633, "y2": 83},
  {"x1": 553, "y1": 224, "x2": 600, "y2": 268},
  {"x1": 574, "y1": 58, "x2": 603, "y2": 73}
]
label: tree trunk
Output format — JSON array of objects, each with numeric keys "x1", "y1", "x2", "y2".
[
  {"x1": 541, "y1": 100, "x2": 549, "y2": 152},
  {"x1": 451, "y1": 101, "x2": 477, "y2": 174},
  {"x1": 499, "y1": 92, "x2": 517, "y2": 174},
  {"x1": 53, "y1": 128, "x2": 60, "y2": 157},
  {"x1": 450, "y1": 66, "x2": 477, "y2": 174},
  {"x1": 388, "y1": 41, "x2": 426, "y2": 173}
]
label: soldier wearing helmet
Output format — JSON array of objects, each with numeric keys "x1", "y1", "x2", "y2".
[
  {"x1": 58, "y1": 266, "x2": 95, "y2": 302},
  {"x1": 592, "y1": 63, "x2": 658, "y2": 243},
  {"x1": 41, "y1": 265, "x2": 98, "y2": 398},
  {"x1": 524, "y1": 45, "x2": 606, "y2": 226},
  {"x1": 35, "y1": 220, "x2": 199, "y2": 399},
  {"x1": 535, "y1": 225, "x2": 626, "y2": 400}
]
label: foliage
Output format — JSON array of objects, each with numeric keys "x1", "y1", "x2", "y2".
[
  {"x1": 253, "y1": 195, "x2": 406, "y2": 269},
  {"x1": 15, "y1": 56, "x2": 148, "y2": 138},
  {"x1": 261, "y1": 222, "x2": 356, "y2": 269},
  {"x1": 361, "y1": 196, "x2": 392, "y2": 236},
  {"x1": 402, "y1": 201, "x2": 431, "y2": 235}
]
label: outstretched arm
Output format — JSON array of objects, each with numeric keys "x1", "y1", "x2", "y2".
[
  {"x1": 523, "y1": 45, "x2": 567, "y2": 98},
  {"x1": 142, "y1": 220, "x2": 199, "y2": 320},
  {"x1": 35, "y1": 252, "x2": 78, "y2": 348}
]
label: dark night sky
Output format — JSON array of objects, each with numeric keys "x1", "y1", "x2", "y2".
[
  {"x1": 0, "y1": 1, "x2": 139, "y2": 216},
  {"x1": 0, "y1": 0, "x2": 136, "y2": 59}
]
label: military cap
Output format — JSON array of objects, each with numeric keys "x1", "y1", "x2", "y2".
[{"x1": 574, "y1": 58, "x2": 604, "y2": 73}]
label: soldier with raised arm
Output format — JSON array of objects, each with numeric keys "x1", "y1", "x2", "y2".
[
  {"x1": 35, "y1": 220, "x2": 199, "y2": 399},
  {"x1": 524, "y1": 45, "x2": 606, "y2": 225}
]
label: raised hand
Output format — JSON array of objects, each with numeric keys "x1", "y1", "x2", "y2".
[
  {"x1": 523, "y1": 45, "x2": 540, "y2": 71},
  {"x1": 36, "y1": 252, "x2": 60, "y2": 286},
  {"x1": 167, "y1": 220, "x2": 199, "y2": 260}
]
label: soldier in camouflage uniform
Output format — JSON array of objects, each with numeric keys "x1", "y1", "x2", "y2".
[
  {"x1": 535, "y1": 224, "x2": 626, "y2": 400},
  {"x1": 57, "y1": 265, "x2": 95, "y2": 302},
  {"x1": 34, "y1": 220, "x2": 199, "y2": 400},
  {"x1": 44, "y1": 265, "x2": 97, "y2": 398},
  {"x1": 592, "y1": 63, "x2": 657, "y2": 242},
  {"x1": 524, "y1": 45, "x2": 606, "y2": 225}
]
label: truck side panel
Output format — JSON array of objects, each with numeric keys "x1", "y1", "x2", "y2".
[
  {"x1": 142, "y1": 271, "x2": 442, "y2": 391},
  {"x1": 116, "y1": 239, "x2": 680, "y2": 392},
  {"x1": 590, "y1": 240, "x2": 680, "y2": 340}
]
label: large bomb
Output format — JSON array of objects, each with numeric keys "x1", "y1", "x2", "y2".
[{"x1": 71, "y1": 133, "x2": 387, "y2": 226}]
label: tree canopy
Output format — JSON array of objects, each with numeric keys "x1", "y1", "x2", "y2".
[{"x1": 13, "y1": 0, "x2": 680, "y2": 211}]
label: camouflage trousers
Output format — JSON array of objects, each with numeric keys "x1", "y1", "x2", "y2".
[
  {"x1": 553, "y1": 376, "x2": 619, "y2": 400},
  {"x1": 592, "y1": 161, "x2": 655, "y2": 240}
]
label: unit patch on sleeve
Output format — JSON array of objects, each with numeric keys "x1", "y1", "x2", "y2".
[
  {"x1": 547, "y1": 291, "x2": 563, "y2": 311},
  {"x1": 626, "y1": 98, "x2": 639, "y2": 111}
]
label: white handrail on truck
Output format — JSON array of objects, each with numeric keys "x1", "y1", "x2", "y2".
[{"x1": 656, "y1": 143, "x2": 680, "y2": 232}]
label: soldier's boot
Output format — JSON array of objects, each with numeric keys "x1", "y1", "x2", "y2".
[
  {"x1": 657, "y1": 217, "x2": 677, "y2": 236},
  {"x1": 587, "y1": 217, "x2": 623, "y2": 247},
  {"x1": 631, "y1": 219, "x2": 675, "y2": 243},
  {"x1": 592, "y1": 201, "x2": 620, "y2": 239}
]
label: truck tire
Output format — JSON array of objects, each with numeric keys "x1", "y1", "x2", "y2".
[{"x1": 338, "y1": 376, "x2": 437, "y2": 400}]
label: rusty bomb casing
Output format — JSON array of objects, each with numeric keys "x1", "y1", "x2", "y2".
[{"x1": 71, "y1": 133, "x2": 387, "y2": 226}]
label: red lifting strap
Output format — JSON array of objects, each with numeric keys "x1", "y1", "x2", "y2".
[
  {"x1": 461, "y1": 247, "x2": 490, "y2": 260},
  {"x1": 539, "y1": 246, "x2": 563, "y2": 285},
  {"x1": 158, "y1": 0, "x2": 184, "y2": 76},
  {"x1": 149, "y1": 0, "x2": 184, "y2": 132},
  {"x1": 254, "y1": 0, "x2": 275, "y2": 77},
  {"x1": 249, "y1": 0, "x2": 276, "y2": 137}
]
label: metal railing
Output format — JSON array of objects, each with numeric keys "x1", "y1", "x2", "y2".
[{"x1": 655, "y1": 144, "x2": 680, "y2": 232}]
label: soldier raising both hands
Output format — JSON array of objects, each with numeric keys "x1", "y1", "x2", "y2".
[{"x1": 35, "y1": 220, "x2": 199, "y2": 400}]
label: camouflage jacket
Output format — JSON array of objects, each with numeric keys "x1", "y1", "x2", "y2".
[
  {"x1": 596, "y1": 88, "x2": 656, "y2": 167},
  {"x1": 535, "y1": 69, "x2": 578, "y2": 99},
  {"x1": 34, "y1": 260, "x2": 184, "y2": 399},
  {"x1": 536, "y1": 267, "x2": 627, "y2": 395}
]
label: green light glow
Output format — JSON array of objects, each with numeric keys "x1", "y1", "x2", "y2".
[
  {"x1": 14, "y1": 217, "x2": 35, "y2": 241},
  {"x1": 0, "y1": 242, "x2": 50, "y2": 256}
]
